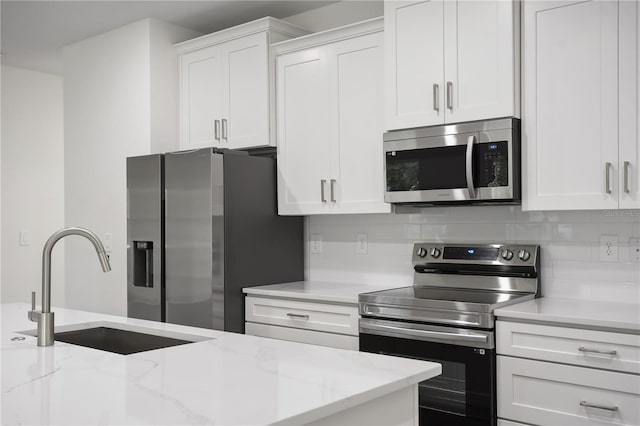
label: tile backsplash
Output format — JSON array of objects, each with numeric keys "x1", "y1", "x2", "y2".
[{"x1": 306, "y1": 206, "x2": 640, "y2": 304}]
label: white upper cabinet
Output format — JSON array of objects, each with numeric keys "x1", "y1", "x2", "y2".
[
  {"x1": 443, "y1": 1, "x2": 518, "y2": 124},
  {"x1": 523, "y1": 0, "x2": 638, "y2": 210},
  {"x1": 619, "y1": 0, "x2": 640, "y2": 209},
  {"x1": 330, "y1": 34, "x2": 387, "y2": 213},
  {"x1": 176, "y1": 18, "x2": 308, "y2": 150},
  {"x1": 181, "y1": 45, "x2": 224, "y2": 149},
  {"x1": 275, "y1": 18, "x2": 391, "y2": 215},
  {"x1": 385, "y1": 0, "x2": 444, "y2": 129},
  {"x1": 384, "y1": 0, "x2": 519, "y2": 131},
  {"x1": 276, "y1": 46, "x2": 332, "y2": 214},
  {"x1": 221, "y1": 33, "x2": 269, "y2": 150}
]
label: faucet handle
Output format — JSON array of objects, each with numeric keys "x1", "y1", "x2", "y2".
[{"x1": 28, "y1": 291, "x2": 39, "y2": 322}]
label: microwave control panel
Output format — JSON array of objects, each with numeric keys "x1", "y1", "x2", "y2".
[{"x1": 476, "y1": 141, "x2": 508, "y2": 188}]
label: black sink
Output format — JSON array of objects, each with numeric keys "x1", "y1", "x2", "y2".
[{"x1": 54, "y1": 327, "x2": 194, "y2": 355}]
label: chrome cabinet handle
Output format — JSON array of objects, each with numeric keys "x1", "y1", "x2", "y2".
[
  {"x1": 214, "y1": 120, "x2": 221, "y2": 141},
  {"x1": 446, "y1": 82, "x2": 453, "y2": 110},
  {"x1": 624, "y1": 161, "x2": 630, "y2": 193},
  {"x1": 433, "y1": 84, "x2": 439, "y2": 112},
  {"x1": 330, "y1": 179, "x2": 336, "y2": 202},
  {"x1": 466, "y1": 135, "x2": 477, "y2": 198},
  {"x1": 320, "y1": 179, "x2": 327, "y2": 203},
  {"x1": 221, "y1": 119, "x2": 228, "y2": 141},
  {"x1": 580, "y1": 401, "x2": 618, "y2": 412},
  {"x1": 286, "y1": 313, "x2": 309, "y2": 320},
  {"x1": 605, "y1": 162, "x2": 612, "y2": 194},
  {"x1": 579, "y1": 346, "x2": 617, "y2": 356}
]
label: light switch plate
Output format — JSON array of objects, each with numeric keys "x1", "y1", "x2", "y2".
[
  {"x1": 356, "y1": 233, "x2": 368, "y2": 254},
  {"x1": 19, "y1": 230, "x2": 31, "y2": 246},
  {"x1": 104, "y1": 233, "x2": 113, "y2": 253},
  {"x1": 630, "y1": 237, "x2": 640, "y2": 263}
]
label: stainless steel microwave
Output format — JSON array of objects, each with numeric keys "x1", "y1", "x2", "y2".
[{"x1": 383, "y1": 118, "x2": 521, "y2": 205}]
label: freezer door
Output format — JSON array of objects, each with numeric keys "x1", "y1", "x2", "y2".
[
  {"x1": 164, "y1": 149, "x2": 224, "y2": 329},
  {"x1": 127, "y1": 154, "x2": 164, "y2": 321}
]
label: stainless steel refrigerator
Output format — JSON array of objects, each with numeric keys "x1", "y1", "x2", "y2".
[{"x1": 126, "y1": 148, "x2": 303, "y2": 333}]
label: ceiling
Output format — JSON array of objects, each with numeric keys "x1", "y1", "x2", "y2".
[{"x1": 1, "y1": 0, "x2": 337, "y2": 75}]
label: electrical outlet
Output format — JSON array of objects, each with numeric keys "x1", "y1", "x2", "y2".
[
  {"x1": 630, "y1": 237, "x2": 640, "y2": 263},
  {"x1": 599, "y1": 235, "x2": 619, "y2": 262},
  {"x1": 310, "y1": 233, "x2": 322, "y2": 254},
  {"x1": 356, "y1": 233, "x2": 368, "y2": 255}
]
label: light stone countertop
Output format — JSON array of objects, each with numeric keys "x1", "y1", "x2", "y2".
[
  {"x1": 243, "y1": 281, "x2": 404, "y2": 305},
  {"x1": 495, "y1": 297, "x2": 640, "y2": 333},
  {"x1": 1, "y1": 303, "x2": 440, "y2": 425}
]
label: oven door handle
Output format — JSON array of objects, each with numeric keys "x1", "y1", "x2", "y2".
[
  {"x1": 360, "y1": 319, "x2": 490, "y2": 345},
  {"x1": 466, "y1": 135, "x2": 477, "y2": 198}
]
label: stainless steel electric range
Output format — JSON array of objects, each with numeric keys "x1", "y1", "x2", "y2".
[{"x1": 359, "y1": 242, "x2": 541, "y2": 426}]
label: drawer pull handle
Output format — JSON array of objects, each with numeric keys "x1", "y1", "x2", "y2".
[
  {"x1": 578, "y1": 346, "x2": 617, "y2": 356},
  {"x1": 580, "y1": 400, "x2": 619, "y2": 412},
  {"x1": 286, "y1": 313, "x2": 309, "y2": 320}
]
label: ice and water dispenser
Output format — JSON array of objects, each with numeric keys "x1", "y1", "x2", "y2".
[{"x1": 132, "y1": 241, "x2": 154, "y2": 287}]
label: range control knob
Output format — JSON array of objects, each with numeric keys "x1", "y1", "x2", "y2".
[
  {"x1": 501, "y1": 249, "x2": 514, "y2": 261},
  {"x1": 416, "y1": 247, "x2": 427, "y2": 258},
  {"x1": 518, "y1": 249, "x2": 531, "y2": 261},
  {"x1": 430, "y1": 248, "x2": 442, "y2": 258}
]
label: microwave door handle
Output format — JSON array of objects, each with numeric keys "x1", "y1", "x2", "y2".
[{"x1": 466, "y1": 135, "x2": 477, "y2": 198}]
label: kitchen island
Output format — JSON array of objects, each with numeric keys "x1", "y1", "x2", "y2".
[{"x1": 1, "y1": 303, "x2": 440, "y2": 425}]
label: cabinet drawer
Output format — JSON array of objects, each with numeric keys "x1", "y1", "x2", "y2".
[
  {"x1": 245, "y1": 322, "x2": 358, "y2": 350},
  {"x1": 245, "y1": 296, "x2": 358, "y2": 336},
  {"x1": 497, "y1": 321, "x2": 640, "y2": 374},
  {"x1": 498, "y1": 356, "x2": 640, "y2": 426}
]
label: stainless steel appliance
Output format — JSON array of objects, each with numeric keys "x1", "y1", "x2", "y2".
[
  {"x1": 359, "y1": 242, "x2": 540, "y2": 426},
  {"x1": 127, "y1": 148, "x2": 303, "y2": 333},
  {"x1": 384, "y1": 118, "x2": 520, "y2": 205}
]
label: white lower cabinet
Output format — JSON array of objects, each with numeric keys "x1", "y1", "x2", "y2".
[
  {"x1": 245, "y1": 323, "x2": 358, "y2": 351},
  {"x1": 245, "y1": 296, "x2": 359, "y2": 350},
  {"x1": 498, "y1": 356, "x2": 639, "y2": 426},
  {"x1": 497, "y1": 320, "x2": 640, "y2": 426}
]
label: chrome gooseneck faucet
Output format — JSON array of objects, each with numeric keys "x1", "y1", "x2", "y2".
[{"x1": 28, "y1": 227, "x2": 112, "y2": 346}]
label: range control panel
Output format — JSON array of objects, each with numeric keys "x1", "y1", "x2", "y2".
[{"x1": 413, "y1": 242, "x2": 539, "y2": 267}]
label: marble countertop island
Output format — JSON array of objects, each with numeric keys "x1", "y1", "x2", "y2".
[{"x1": 1, "y1": 303, "x2": 440, "y2": 425}]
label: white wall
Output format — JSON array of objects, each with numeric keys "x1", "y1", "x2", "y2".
[
  {"x1": 283, "y1": 1, "x2": 383, "y2": 32},
  {"x1": 63, "y1": 19, "x2": 198, "y2": 316},
  {"x1": 1, "y1": 65, "x2": 65, "y2": 306},
  {"x1": 307, "y1": 207, "x2": 640, "y2": 304},
  {"x1": 149, "y1": 19, "x2": 200, "y2": 153}
]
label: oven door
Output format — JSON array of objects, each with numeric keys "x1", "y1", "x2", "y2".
[
  {"x1": 359, "y1": 318, "x2": 496, "y2": 426},
  {"x1": 383, "y1": 128, "x2": 516, "y2": 204}
]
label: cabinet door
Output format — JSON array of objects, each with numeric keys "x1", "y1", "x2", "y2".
[
  {"x1": 523, "y1": 0, "x2": 619, "y2": 210},
  {"x1": 180, "y1": 45, "x2": 223, "y2": 149},
  {"x1": 498, "y1": 356, "x2": 640, "y2": 426},
  {"x1": 328, "y1": 32, "x2": 391, "y2": 214},
  {"x1": 444, "y1": 0, "x2": 518, "y2": 123},
  {"x1": 276, "y1": 47, "x2": 332, "y2": 215},
  {"x1": 619, "y1": 0, "x2": 639, "y2": 209},
  {"x1": 221, "y1": 33, "x2": 270, "y2": 149},
  {"x1": 385, "y1": 0, "x2": 445, "y2": 130}
]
